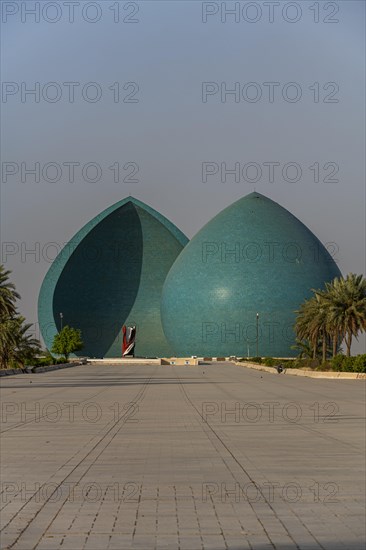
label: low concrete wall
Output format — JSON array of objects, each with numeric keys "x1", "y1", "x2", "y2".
[
  {"x1": 236, "y1": 361, "x2": 366, "y2": 379},
  {"x1": 0, "y1": 361, "x2": 86, "y2": 376},
  {"x1": 162, "y1": 358, "x2": 199, "y2": 365}
]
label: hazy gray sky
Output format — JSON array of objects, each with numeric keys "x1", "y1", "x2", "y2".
[{"x1": 1, "y1": 0, "x2": 365, "y2": 352}]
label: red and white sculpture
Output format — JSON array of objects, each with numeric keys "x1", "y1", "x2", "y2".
[{"x1": 122, "y1": 325, "x2": 136, "y2": 357}]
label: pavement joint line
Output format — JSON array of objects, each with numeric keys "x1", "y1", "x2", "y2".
[
  {"x1": 2, "y1": 368, "x2": 157, "y2": 549},
  {"x1": 192, "y1": 364, "x2": 365, "y2": 454},
  {"x1": 173, "y1": 368, "x2": 309, "y2": 550},
  {"x1": 0, "y1": 379, "x2": 127, "y2": 434}
]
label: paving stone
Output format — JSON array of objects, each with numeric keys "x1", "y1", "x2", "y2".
[{"x1": 1, "y1": 363, "x2": 364, "y2": 549}]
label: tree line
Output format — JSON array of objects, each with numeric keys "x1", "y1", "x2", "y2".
[
  {"x1": 0, "y1": 266, "x2": 40, "y2": 368},
  {"x1": 0, "y1": 265, "x2": 82, "y2": 368},
  {"x1": 294, "y1": 273, "x2": 366, "y2": 362}
]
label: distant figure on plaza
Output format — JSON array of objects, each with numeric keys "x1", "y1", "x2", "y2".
[
  {"x1": 122, "y1": 325, "x2": 136, "y2": 357},
  {"x1": 276, "y1": 363, "x2": 284, "y2": 374}
]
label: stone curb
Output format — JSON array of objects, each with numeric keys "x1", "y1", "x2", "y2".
[
  {"x1": 31, "y1": 360, "x2": 86, "y2": 373},
  {"x1": 235, "y1": 362, "x2": 366, "y2": 379},
  {"x1": 0, "y1": 360, "x2": 86, "y2": 377},
  {"x1": 0, "y1": 368, "x2": 26, "y2": 377}
]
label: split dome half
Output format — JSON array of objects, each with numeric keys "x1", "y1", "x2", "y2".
[
  {"x1": 38, "y1": 197, "x2": 188, "y2": 358},
  {"x1": 38, "y1": 193, "x2": 341, "y2": 358}
]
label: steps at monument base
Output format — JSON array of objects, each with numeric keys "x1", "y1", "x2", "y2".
[{"x1": 88, "y1": 358, "x2": 162, "y2": 365}]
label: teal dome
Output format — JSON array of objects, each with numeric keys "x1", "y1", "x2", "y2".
[
  {"x1": 161, "y1": 193, "x2": 341, "y2": 357},
  {"x1": 38, "y1": 197, "x2": 188, "y2": 358}
]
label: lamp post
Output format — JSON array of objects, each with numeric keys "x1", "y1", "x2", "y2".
[
  {"x1": 60, "y1": 312, "x2": 63, "y2": 331},
  {"x1": 256, "y1": 313, "x2": 259, "y2": 357}
]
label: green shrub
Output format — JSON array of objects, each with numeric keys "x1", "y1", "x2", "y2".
[
  {"x1": 343, "y1": 356, "x2": 355, "y2": 371},
  {"x1": 241, "y1": 354, "x2": 365, "y2": 373},
  {"x1": 315, "y1": 362, "x2": 331, "y2": 371},
  {"x1": 295, "y1": 358, "x2": 320, "y2": 370},
  {"x1": 330, "y1": 355, "x2": 345, "y2": 371},
  {"x1": 25, "y1": 354, "x2": 59, "y2": 367},
  {"x1": 25, "y1": 358, "x2": 38, "y2": 366},
  {"x1": 7, "y1": 360, "x2": 22, "y2": 369},
  {"x1": 329, "y1": 354, "x2": 366, "y2": 373},
  {"x1": 351, "y1": 355, "x2": 365, "y2": 372},
  {"x1": 43, "y1": 350, "x2": 56, "y2": 364},
  {"x1": 353, "y1": 355, "x2": 366, "y2": 373},
  {"x1": 332, "y1": 356, "x2": 354, "y2": 371}
]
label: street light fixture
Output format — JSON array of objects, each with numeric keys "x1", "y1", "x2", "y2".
[
  {"x1": 256, "y1": 313, "x2": 259, "y2": 357},
  {"x1": 60, "y1": 312, "x2": 63, "y2": 330}
]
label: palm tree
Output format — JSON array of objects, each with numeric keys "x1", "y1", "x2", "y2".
[
  {"x1": 295, "y1": 274, "x2": 366, "y2": 360},
  {"x1": 317, "y1": 279, "x2": 344, "y2": 357},
  {"x1": 291, "y1": 337, "x2": 335, "y2": 360},
  {"x1": 295, "y1": 294, "x2": 329, "y2": 361},
  {"x1": 325, "y1": 274, "x2": 366, "y2": 357},
  {"x1": 291, "y1": 339, "x2": 314, "y2": 359},
  {"x1": 0, "y1": 317, "x2": 40, "y2": 369},
  {"x1": 313, "y1": 293, "x2": 330, "y2": 363},
  {"x1": 0, "y1": 266, "x2": 20, "y2": 318},
  {"x1": 0, "y1": 318, "x2": 18, "y2": 369},
  {"x1": 295, "y1": 298, "x2": 316, "y2": 358},
  {"x1": 0, "y1": 266, "x2": 41, "y2": 369},
  {"x1": 12, "y1": 318, "x2": 41, "y2": 367}
]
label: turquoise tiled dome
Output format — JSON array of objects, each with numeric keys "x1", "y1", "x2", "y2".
[
  {"x1": 161, "y1": 193, "x2": 342, "y2": 357},
  {"x1": 38, "y1": 197, "x2": 188, "y2": 358}
]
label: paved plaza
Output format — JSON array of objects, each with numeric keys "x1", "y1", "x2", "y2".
[{"x1": 0, "y1": 363, "x2": 365, "y2": 550}]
